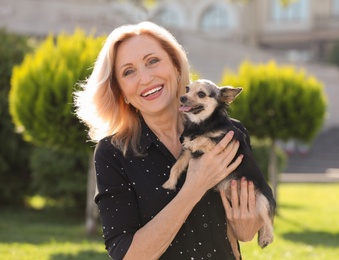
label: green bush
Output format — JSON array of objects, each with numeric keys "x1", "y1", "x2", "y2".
[
  {"x1": 221, "y1": 60, "x2": 327, "y2": 194},
  {"x1": 0, "y1": 28, "x2": 33, "y2": 206},
  {"x1": 221, "y1": 60, "x2": 327, "y2": 143},
  {"x1": 9, "y1": 30, "x2": 105, "y2": 212},
  {"x1": 9, "y1": 30, "x2": 106, "y2": 152},
  {"x1": 30, "y1": 147, "x2": 88, "y2": 211}
]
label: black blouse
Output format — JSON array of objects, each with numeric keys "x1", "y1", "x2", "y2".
[{"x1": 94, "y1": 118, "x2": 249, "y2": 260}]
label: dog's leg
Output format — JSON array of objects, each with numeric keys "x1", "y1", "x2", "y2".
[
  {"x1": 256, "y1": 193, "x2": 274, "y2": 248},
  {"x1": 162, "y1": 149, "x2": 191, "y2": 190},
  {"x1": 227, "y1": 223, "x2": 241, "y2": 260}
]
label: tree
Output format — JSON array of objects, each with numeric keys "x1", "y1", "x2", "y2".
[
  {"x1": 0, "y1": 28, "x2": 33, "y2": 206},
  {"x1": 220, "y1": 60, "x2": 327, "y2": 199},
  {"x1": 9, "y1": 30, "x2": 106, "y2": 234}
]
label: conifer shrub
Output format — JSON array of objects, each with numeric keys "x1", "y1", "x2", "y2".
[
  {"x1": 221, "y1": 60, "x2": 327, "y2": 143},
  {"x1": 9, "y1": 30, "x2": 106, "y2": 152},
  {"x1": 9, "y1": 30, "x2": 105, "y2": 210}
]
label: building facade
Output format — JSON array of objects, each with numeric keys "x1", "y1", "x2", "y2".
[
  {"x1": 0, "y1": 0, "x2": 338, "y2": 128},
  {"x1": 151, "y1": 0, "x2": 339, "y2": 62}
]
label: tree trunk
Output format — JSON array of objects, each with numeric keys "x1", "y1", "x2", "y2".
[
  {"x1": 85, "y1": 152, "x2": 99, "y2": 235},
  {"x1": 268, "y1": 140, "x2": 278, "y2": 203}
]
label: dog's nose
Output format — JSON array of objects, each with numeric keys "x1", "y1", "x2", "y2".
[{"x1": 180, "y1": 96, "x2": 187, "y2": 103}]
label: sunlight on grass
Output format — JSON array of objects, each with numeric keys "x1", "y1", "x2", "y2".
[
  {"x1": 1, "y1": 241, "x2": 107, "y2": 260},
  {"x1": 25, "y1": 195, "x2": 47, "y2": 210},
  {"x1": 1, "y1": 183, "x2": 339, "y2": 259},
  {"x1": 241, "y1": 183, "x2": 339, "y2": 259}
]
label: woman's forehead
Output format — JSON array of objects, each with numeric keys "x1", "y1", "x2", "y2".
[{"x1": 115, "y1": 35, "x2": 169, "y2": 65}]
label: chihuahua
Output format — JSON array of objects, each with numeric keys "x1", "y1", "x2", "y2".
[{"x1": 163, "y1": 79, "x2": 276, "y2": 250}]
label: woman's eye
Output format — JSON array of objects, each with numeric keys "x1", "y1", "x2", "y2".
[
  {"x1": 147, "y1": 58, "x2": 160, "y2": 67},
  {"x1": 197, "y1": 91, "x2": 206, "y2": 98},
  {"x1": 123, "y1": 68, "x2": 135, "y2": 77}
]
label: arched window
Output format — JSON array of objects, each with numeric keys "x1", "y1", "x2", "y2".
[
  {"x1": 154, "y1": 8, "x2": 181, "y2": 27},
  {"x1": 200, "y1": 4, "x2": 234, "y2": 32},
  {"x1": 271, "y1": 0, "x2": 309, "y2": 22}
]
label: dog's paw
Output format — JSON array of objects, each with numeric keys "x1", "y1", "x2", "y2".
[
  {"x1": 258, "y1": 229, "x2": 274, "y2": 248},
  {"x1": 162, "y1": 179, "x2": 177, "y2": 190}
]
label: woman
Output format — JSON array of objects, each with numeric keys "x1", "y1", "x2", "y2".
[{"x1": 75, "y1": 21, "x2": 263, "y2": 260}]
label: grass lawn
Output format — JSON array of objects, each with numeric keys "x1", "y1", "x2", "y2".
[
  {"x1": 0, "y1": 208, "x2": 108, "y2": 260},
  {"x1": 240, "y1": 183, "x2": 339, "y2": 259},
  {"x1": 1, "y1": 183, "x2": 338, "y2": 259}
]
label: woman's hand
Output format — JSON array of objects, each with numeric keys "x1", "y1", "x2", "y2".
[
  {"x1": 220, "y1": 177, "x2": 264, "y2": 242},
  {"x1": 184, "y1": 131, "x2": 243, "y2": 197}
]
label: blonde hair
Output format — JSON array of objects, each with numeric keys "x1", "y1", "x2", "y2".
[{"x1": 74, "y1": 21, "x2": 190, "y2": 156}]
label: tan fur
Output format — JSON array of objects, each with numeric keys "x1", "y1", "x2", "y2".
[{"x1": 162, "y1": 149, "x2": 191, "y2": 190}]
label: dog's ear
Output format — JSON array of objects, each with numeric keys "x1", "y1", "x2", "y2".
[{"x1": 219, "y1": 86, "x2": 243, "y2": 104}]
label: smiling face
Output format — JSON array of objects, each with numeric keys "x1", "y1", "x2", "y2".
[{"x1": 114, "y1": 34, "x2": 180, "y2": 118}]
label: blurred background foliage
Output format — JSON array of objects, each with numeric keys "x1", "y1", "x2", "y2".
[
  {"x1": 221, "y1": 60, "x2": 327, "y2": 143},
  {"x1": 9, "y1": 30, "x2": 106, "y2": 153},
  {"x1": 0, "y1": 29, "x2": 33, "y2": 206},
  {"x1": 30, "y1": 147, "x2": 88, "y2": 212},
  {"x1": 1, "y1": 29, "x2": 104, "y2": 212}
]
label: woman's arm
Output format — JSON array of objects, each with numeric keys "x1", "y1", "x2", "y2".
[
  {"x1": 123, "y1": 131, "x2": 243, "y2": 260},
  {"x1": 220, "y1": 178, "x2": 264, "y2": 242}
]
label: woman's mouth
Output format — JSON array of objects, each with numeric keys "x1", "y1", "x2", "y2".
[{"x1": 141, "y1": 86, "x2": 163, "y2": 97}]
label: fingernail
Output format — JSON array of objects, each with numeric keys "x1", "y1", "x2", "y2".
[{"x1": 229, "y1": 131, "x2": 234, "y2": 137}]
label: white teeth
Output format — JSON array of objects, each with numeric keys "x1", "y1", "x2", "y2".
[{"x1": 142, "y1": 86, "x2": 163, "y2": 97}]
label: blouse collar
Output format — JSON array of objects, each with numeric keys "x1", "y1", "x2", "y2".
[{"x1": 138, "y1": 116, "x2": 160, "y2": 152}]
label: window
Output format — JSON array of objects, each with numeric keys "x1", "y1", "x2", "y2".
[
  {"x1": 333, "y1": 0, "x2": 339, "y2": 15},
  {"x1": 200, "y1": 4, "x2": 234, "y2": 32},
  {"x1": 154, "y1": 8, "x2": 181, "y2": 27},
  {"x1": 271, "y1": 0, "x2": 309, "y2": 22}
]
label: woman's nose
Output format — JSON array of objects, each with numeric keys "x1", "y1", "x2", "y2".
[{"x1": 139, "y1": 68, "x2": 154, "y2": 85}]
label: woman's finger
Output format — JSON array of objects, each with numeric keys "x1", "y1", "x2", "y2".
[
  {"x1": 223, "y1": 140, "x2": 239, "y2": 164},
  {"x1": 212, "y1": 131, "x2": 234, "y2": 155},
  {"x1": 220, "y1": 190, "x2": 231, "y2": 214},
  {"x1": 224, "y1": 153, "x2": 243, "y2": 175},
  {"x1": 230, "y1": 180, "x2": 239, "y2": 209},
  {"x1": 248, "y1": 181, "x2": 256, "y2": 212},
  {"x1": 240, "y1": 177, "x2": 248, "y2": 212}
]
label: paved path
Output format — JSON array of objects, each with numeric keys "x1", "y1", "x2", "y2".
[{"x1": 280, "y1": 172, "x2": 339, "y2": 183}]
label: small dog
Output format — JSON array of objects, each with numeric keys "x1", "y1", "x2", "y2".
[{"x1": 163, "y1": 79, "x2": 276, "y2": 250}]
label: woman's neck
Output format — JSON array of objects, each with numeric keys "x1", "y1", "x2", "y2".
[{"x1": 142, "y1": 112, "x2": 184, "y2": 158}]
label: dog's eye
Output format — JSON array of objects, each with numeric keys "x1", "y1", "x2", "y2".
[
  {"x1": 197, "y1": 91, "x2": 206, "y2": 98},
  {"x1": 185, "y1": 86, "x2": 190, "y2": 93}
]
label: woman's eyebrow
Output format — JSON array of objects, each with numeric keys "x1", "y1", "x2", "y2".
[
  {"x1": 119, "y1": 53, "x2": 156, "y2": 70},
  {"x1": 143, "y1": 52, "x2": 155, "y2": 60}
]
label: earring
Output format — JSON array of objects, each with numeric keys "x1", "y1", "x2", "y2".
[
  {"x1": 177, "y1": 75, "x2": 181, "y2": 82},
  {"x1": 124, "y1": 96, "x2": 129, "y2": 104}
]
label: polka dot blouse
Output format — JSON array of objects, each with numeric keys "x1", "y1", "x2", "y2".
[{"x1": 94, "y1": 118, "x2": 249, "y2": 259}]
